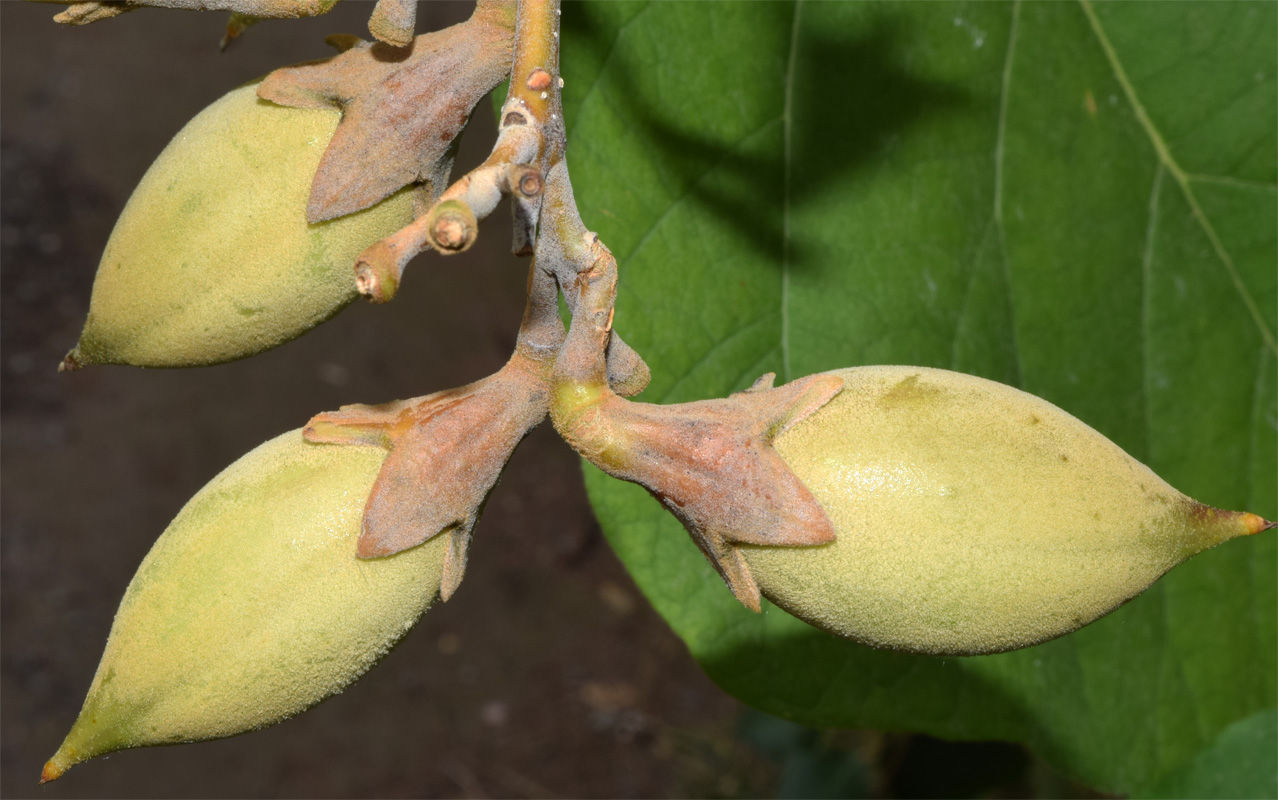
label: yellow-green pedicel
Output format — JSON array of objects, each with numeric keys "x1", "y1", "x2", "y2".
[
  {"x1": 65, "y1": 83, "x2": 413, "y2": 368},
  {"x1": 743, "y1": 366, "x2": 1269, "y2": 656},
  {"x1": 43, "y1": 431, "x2": 447, "y2": 782}
]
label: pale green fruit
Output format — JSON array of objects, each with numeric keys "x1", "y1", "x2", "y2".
[
  {"x1": 64, "y1": 83, "x2": 413, "y2": 369},
  {"x1": 743, "y1": 366, "x2": 1269, "y2": 656},
  {"x1": 43, "y1": 430, "x2": 446, "y2": 782}
]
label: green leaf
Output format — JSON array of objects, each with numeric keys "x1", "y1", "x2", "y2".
[
  {"x1": 563, "y1": 0, "x2": 1276, "y2": 793},
  {"x1": 1132, "y1": 708, "x2": 1278, "y2": 799}
]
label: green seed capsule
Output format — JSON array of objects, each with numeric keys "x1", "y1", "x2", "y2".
[
  {"x1": 42, "y1": 430, "x2": 447, "y2": 782},
  {"x1": 742, "y1": 366, "x2": 1269, "y2": 656},
  {"x1": 63, "y1": 83, "x2": 413, "y2": 369}
]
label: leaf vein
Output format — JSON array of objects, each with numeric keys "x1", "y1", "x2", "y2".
[
  {"x1": 1140, "y1": 163, "x2": 1166, "y2": 465},
  {"x1": 1186, "y1": 174, "x2": 1278, "y2": 193},
  {"x1": 994, "y1": 0, "x2": 1025, "y2": 387},
  {"x1": 620, "y1": 116, "x2": 784, "y2": 269},
  {"x1": 1080, "y1": 0, "x2": 1277, "y2": 355},
  {"x1": 948, "y1": 218, "x2": 996, "y2": 371},
  {"x1": 659, "y1": 313, "x2": 779, "y2": 404},
  {"x1": 780, "y1": 0, "x2": 804, "y2": 383},
  {"x1": 567, "y1": 1, "x2": 654, "y2": 142}
]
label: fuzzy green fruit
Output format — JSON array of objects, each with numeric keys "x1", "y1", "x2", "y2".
[
  {"x1": 43, "y1": 430, "x2": 447, "y2": 782},
  {"x1": 743, "y1": 366, "x2": 1269, "y2": 656},
  {"x1": 63, "y1": 83, "x2": 413, "y2": 369}
]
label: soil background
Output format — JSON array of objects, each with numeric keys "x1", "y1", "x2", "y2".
[
  {"x1": 1, "y1": 3, "x2": 762, "y2": 796},
  {"x1": 1, "y1": 3, "x2": 1090, "y2": 798}
]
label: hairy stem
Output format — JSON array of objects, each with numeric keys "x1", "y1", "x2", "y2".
[{"x1": 508, "y1": 0, "x2": 563, "y2": 133}]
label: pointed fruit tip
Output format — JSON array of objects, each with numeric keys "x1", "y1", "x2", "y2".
[
  {"x1": 1242, "y1": 513, "x2": 1276, "y2": 535},
  {"x1": 40, "y1": 758, "x2": 67, "y2": 784},
  {"x1": 58, "y1": 350, "x2": 83, "y2": 373}
]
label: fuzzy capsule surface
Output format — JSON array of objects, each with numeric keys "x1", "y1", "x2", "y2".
[
  {"x1": 742, "y1": 366, "x2": 1267, "y2": 656},
  {"x1": 44, "y1": 430, "x2": 447, "y2": 782},
  {"x1": 65, "y1": 83, "x2": 413, "y2": 369}
]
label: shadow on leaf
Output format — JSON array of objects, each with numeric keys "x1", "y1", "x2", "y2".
[{"x1": 561, "y1": 3, "x2": 968, "y2": 270}]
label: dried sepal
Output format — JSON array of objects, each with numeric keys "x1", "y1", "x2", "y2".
[
  {"x1": 51, "y1": 2, "x2": 131, "y2": 25},
  {"x1": 605, "y1": 336, "x2": 652, "y2": 400},
  {"x1": 257, "y1": 2, "x2": 516, "y2": 222},
  {"x1": 367, "y1": 0, "x2": 415, "y2": 47},
  {"x1": 43, "y1": 0, "x2": 339, "y2": 25},
  {"x1": 550, "y1": 249, "x2": 842, "y2": 611},
  {"x1": 220, "y1": 12, "x2": 260, "y2": 51}
]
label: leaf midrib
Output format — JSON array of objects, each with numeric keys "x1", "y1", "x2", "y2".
[
  {"x1": 780, "y1": 0, "x2": 804, "y2": 383},
  {"x1": 1079, "y1": 0, "x2": 1278, "y2": 356}
]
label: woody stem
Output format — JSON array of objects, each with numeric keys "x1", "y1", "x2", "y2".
[
  {"x1": 508, "y1": 0, "x2": 563, "y2": 130},
  {"x1": 506, "y1": 0, "x2": 640, "y2": 398}
]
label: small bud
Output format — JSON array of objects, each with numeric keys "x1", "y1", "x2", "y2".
[
  {"x1": 353, "y1": 240, "x2": 402, "y2": 303},
  {"x1": 42, "y1": 430, "x2": 448, "y2": 782},
  {"x1": 426, "y1": 199, "x2": 478, "y2": 253},
  {"x1": 515, "y1": 169, "x2": 544, "y2": 199}
]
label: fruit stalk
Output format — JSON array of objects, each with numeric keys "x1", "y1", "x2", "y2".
[
  {"x1": 303, "y1": 262, "x2": 566, "y2": 597},
  {"x1": 548, "y1": 236, "x2": 845, "y2": 610}
]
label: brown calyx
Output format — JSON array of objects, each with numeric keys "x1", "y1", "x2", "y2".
[
  {"x1": 304, "y1": 356, "x2": 551, "y2": 600},
  {"x1": 554, "y1": 370, "x2": 844, "y2": 612},
  {"x1": 367, "y1": 0, "x2": 416, "y2": 47},
  {"x1": 305, "y1": 265, "x2": 564, "y2": 600},
  {"x1": 257, "y1": 1, "x2": 516, "y2": 222},
  {"x1": 549, "y1": 239, "x2": 843, "y2": 611}
]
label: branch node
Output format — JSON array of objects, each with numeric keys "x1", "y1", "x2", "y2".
[
  {"x1": 426, "y1": 200, "x2": 478, "y2": 253},
  {"x1": 512, "y1": 167, "x2": 544, "y2": 199},
  {"x1": 354, "y1": 241, "x2": 402, "y2": 303}
]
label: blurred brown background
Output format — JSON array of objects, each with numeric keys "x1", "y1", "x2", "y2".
[
  {"x1": 0, "y1": 3, "x2": 1092, "y2": 798},
  {"x1": 1, "y1": 2, "x2": 760, "y2": 796}
]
